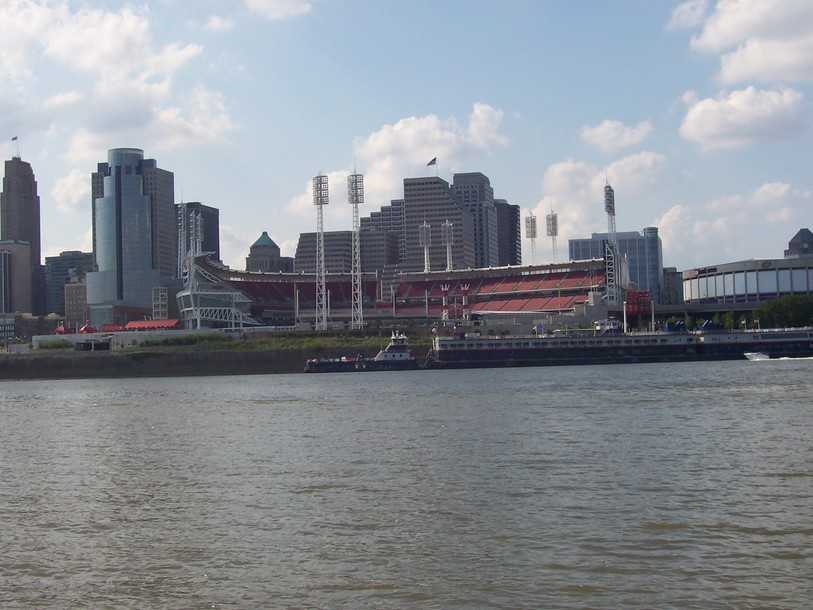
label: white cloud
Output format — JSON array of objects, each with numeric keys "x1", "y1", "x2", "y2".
[
  {"x1": 604, "y1": 151, "x2": 667, "y2": 191},
  {"x1": 530, "y1": 151, "x2": 667, "y2": 256},
  {"x1": 220, "y1": 224, "x2": 254, "y2": 267},
  {"x1": 667, "y1": 0, "x2": 709, "y2": 30},
  {"x1": 689, "y1": 0, "x2": 813, "y2": 84},
  {"x1": 654, "y1": 182, "x2": 811, "y2": 266},
  {"x1": 51, "y1": 169, "x2": 89, "y2": 213},
  {"x1": 680, "y1": 86, "x2": 806, "y2": 150},
  {"x1": 37, "y1": 4, "x2": 201, "y2": 87},
  {"x1": 64, "y1": 128, "x2": 110, "y2": 166},
  {"x1": 42, "y1": 90, "x2": 83, "y2": 109},
  {"x1": 466, "y1": 103, "x2": 510, "y2": 150},
  {"x1": 579, "y1": 119, "x2": 652, "y2": 152},
  {"x1": 0, "y1": 0, "x2": 55, "y2": 81},
  {"x1": 280, "y1": 104, "x2": 511, "y2": 231},
  {"x1": 245, "y1": 0, "x2": 312, "y2": 20},
  {"x1": 203, "y1": 16, "x2": 235, "y2": 32},
  {"x1": 150, "y1": 86, "x2": 237, "y2": 149},
  {"x1": 718, "y1": 37, "x2": 813, "y2": 84},
  {"x1": 0, "y1": 2, "x2": 237, "y2": 164},
  {"x1": 533, "y1": 159, "x2": 598, "y2": 244}
]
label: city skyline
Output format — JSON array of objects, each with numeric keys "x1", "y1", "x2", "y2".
[{"x1": 1, "y1": 0, "x2": 811, "y2": 273}]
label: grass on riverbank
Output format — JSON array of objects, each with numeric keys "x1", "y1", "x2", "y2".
[{"x1": 136, "y1": 331, "x2": 432, "y2": 353}]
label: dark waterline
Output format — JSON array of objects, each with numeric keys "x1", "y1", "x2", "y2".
[{"x1": 2, "y1": 359, "x2": 811, "y2": 608}]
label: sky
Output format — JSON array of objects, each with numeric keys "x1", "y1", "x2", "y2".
[{"x1": 1, "y1": 0, "x2": 811, "y2": 272}]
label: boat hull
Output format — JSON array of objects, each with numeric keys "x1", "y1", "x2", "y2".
[{"x1": 304, "y1": 359, "x2": 419, "y2": 373}]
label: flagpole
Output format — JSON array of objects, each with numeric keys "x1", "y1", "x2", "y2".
[
  {"x1": 11, "y1": 136, "x2": 19, "y2": 158},
  {"x1": 426, "y1": 156, "x2": 438, "y2": 177}
]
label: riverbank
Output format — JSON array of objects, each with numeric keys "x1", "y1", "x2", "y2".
[{"x1": 0, "y1": 345, "x2": 433, "y2": 381}]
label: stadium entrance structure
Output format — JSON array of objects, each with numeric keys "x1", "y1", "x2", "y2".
[{"x1": 176, "y1": 254, "x2": 258, "y2": 330}]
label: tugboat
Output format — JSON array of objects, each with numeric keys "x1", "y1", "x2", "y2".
[{"x1": 304, "y1": 332, "x2": 420, "y2": 373}]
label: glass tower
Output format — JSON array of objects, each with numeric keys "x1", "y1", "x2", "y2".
[{"x1": 86, "y1": 148, "x2": 164, "y2": 309}]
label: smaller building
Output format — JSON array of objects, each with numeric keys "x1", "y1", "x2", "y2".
[
  {"x1": 246, "y1": 231, "x2": 292, "y2": 272},
  {"x1": 495, "y1": 199, "x2": 522, "y2": 266},
  {"x1": 784, "y1": 228, "x2": 813, "y2": 259},
  {"x1": 569, "y1": 227, "x2": 664, "y2": 304},
  {"x1": 0, "y1": 240, "x2": 32, "y2": 313},
  {"x1": 44, "y1": 250, "x2": 93, "y2": 315},
  {"x1": 64, "y1": 279, "x2": 88, "y2": 331},
  {"x1": 682, "y1": 258, "x2": 813, "y2": 304}
]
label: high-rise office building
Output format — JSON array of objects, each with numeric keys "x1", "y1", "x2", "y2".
[
  {"x1": 361, "y1": 199, "x2": 406, "y2": 263},
  {"x1": 451, "y1": 172, "x2": 498, "y2": 268},
  {"x1": 495, "y1": 199, "x2": 521, "y2": 266},
  {"x1": 86, "y1": 148, "x2": 173, "y2": 318},
  {"x1": 295, "y1": 230, "x2": 398, "y2": 274},
  {"x1": 91, "y1": 148, "x2": 176, "y2": 280},
  {"x1": 1, "y1": 156, "x2": 45, "y2": 314},
  {"x1": 44, "y1": 250, "x2": 94, "y2": 315},
  {"x1": 177, "y1": 201, "x2": 221, "y2": 263},
  {"x1": 569, "y1": 227, "x2": 664, "y2": 303},
  {"x1": 402, "y1": 177, "x2": 475, "y2": 272},
  {"x1": 246, "y1": 231, "x2": 294, "y2": 272}
]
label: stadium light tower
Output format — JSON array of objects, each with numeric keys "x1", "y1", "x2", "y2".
[
  {"x1": 546, "y1": 209, "x2": 558, "y2": 263},
  {"x1": 442, "y1": 219, "x2": 454, "y2": 271},
  {"x1": 313, "y1": 173, "x2": 329, "y2": 330},
  {"x1": 525, "y1": 213, "x2": 537, "y2": 265},
  {"x1": 347, "y1": 172, "x2": 364, "y2": 330},
  {"x1": 604, "y1": 180, "x2": 620, "y2": 304},
  {"x1": 419, "y1": 221, "x2": 431, "y2": 273}
]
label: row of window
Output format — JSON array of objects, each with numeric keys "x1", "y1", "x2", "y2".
[{"x1": 444, "y1": 337, "x2": 691, "y2": 350}]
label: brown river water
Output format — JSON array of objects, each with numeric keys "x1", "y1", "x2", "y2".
[{"x1": 1, "y1": 359, "x2": 811, "y2": 608}]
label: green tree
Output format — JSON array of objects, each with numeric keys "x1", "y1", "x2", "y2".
[{"x1": 754, "y1": 295, "x2": 813, "y2": 328}]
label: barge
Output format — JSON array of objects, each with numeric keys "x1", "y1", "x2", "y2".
[{"x1": 425, "y1": 327, "x2": 813, "y2": 369}]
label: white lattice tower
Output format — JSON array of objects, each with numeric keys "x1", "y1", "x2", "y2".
[
  {"x1": 525, "y1": 214, "x2": 537, "y2": 265},
  {"x1": 442, "y1": 220, "x2": 454, "y2": 271},
  {"x1": 191, "y1": 210, "x2": 203, "y2": 257},
  {"x1": 546, "y1": 210, "x2": 558, "y2": 263},
  {"x1": 177, "y1": 202, "x2": 187, "y2": 278},
  {"x1": 348, "y1": 173, "x2": 364, "y2": 330},
  {"x1": 419, "y1": 221, "x2": 431, "y2": 273},
  {"x1": 440, "y1": 283, "x2": 450, "y2": 321},
  {"x1": 313, "y1": 174, "x2": 329, "y2": 330},
  {"x1": 604, "y1": 180, "x2": 620, "y2": 304}
]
